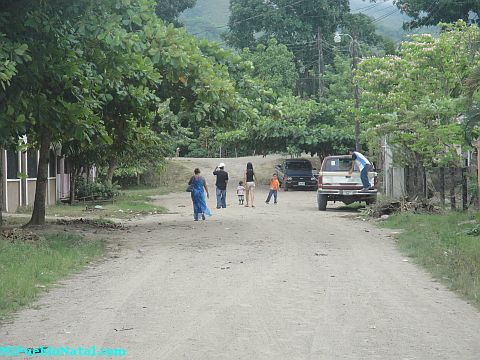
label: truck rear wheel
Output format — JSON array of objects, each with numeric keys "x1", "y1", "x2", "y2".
[{"x1": 317, "y1": 193, "x2": 327, "y2": 211}]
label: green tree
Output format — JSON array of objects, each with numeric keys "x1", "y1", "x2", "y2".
[
  {"x1": 227, "y1": 0, "x2": 349, "y2": 48},
  {"x1": 355, "y1": 21, "x2": 480, "y2": 166},
  {"x1": 156, "y1": 0, "x2": 196, "y2": 26},
  {"x1": 392, "y1": 0, "x2": 480, "y2": 29},
  {"x1": 241, "y1": 38, "x2": 298, "y2": 96},
  {"x1": 0, "y1": 34, "x2": 30, "y2": 226},
  {"x1": 226, "y1": 0, "x2": 349, "y2": 70},
  {"x1": 465, "y1": 65, "x2": 480, "y2": 144},
  {"x1": 1, "y1": 0, "x2": 105, "y2": 225}
]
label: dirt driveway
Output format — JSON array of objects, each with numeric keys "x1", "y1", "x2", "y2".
[{"x1": 1, "y1": 157, "x2": 480, "y2": 359}]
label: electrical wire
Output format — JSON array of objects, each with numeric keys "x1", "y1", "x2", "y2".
[{"x1": 191, "y1": 0, "x2": 309, "y2": 36}]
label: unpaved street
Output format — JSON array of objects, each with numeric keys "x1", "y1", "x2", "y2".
[{"x1": 2, "y1": 157, "x2": 480, "y2": 359}]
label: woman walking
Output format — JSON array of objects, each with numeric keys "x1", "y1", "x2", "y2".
[
  {"x1": 189, "y1": 168, "x2": 211, "y2": 221},
  {"x1": 244, "y1": 162, "x2": 257, "y2": 207}
]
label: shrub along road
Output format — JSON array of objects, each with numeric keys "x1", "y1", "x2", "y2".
[{"x1": 1, "y1": 157, "x2": 480, "y2": 359}]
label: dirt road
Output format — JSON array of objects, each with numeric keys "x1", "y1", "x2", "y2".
[{"x1": 2, "y1": 157, "x2": 480, "y2": 359}]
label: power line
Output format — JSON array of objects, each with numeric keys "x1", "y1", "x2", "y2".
[
  {"x1": 191, "y1": 0, "x2": 308, "y2": 36},
  {"x1": 351, "y1": 1, "x2": 385, "y2": 12},
  {"x1": 371, "y1": 8, "x2": 401, "y2": 24},
  {"x1": 355, "y1": 3, "x2": 381, "y2": 12},
  {"x1": 366, "y1": 3, "x2": 400, "y2": 17}
]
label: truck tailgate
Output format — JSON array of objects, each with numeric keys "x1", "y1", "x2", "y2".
[{"x1": 321, "y1": 171, "x2": 376, "y2": 185}]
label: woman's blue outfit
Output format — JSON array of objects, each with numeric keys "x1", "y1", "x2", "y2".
[{"x1": 191, "y1": 176, "x2": 212, "y2": 221}]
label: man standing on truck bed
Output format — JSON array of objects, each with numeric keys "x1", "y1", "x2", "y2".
[
  {"x1": 213, "y1": 162, "x2": 229, "y2": 209},
  {"x1": 348, "y1": 149, "x2": 373, "y2": 191}
]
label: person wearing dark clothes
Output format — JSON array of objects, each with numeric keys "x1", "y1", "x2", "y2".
[
  {"x1": 244, "y1": 162, "x2": 257, "y2": 207},
  {"x1": 213, "y1": 162, "x2": 229, "y2": 208}
]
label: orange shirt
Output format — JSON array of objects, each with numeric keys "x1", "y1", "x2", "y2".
[{"x1": 270, "y1": 179, "x2": 280, "y2": 190}]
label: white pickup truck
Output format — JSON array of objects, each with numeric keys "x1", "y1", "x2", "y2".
[{"x1": 317, "y1": 155, "x2": 378, "y2": 211}]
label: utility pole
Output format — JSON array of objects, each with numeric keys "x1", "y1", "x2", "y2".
[
  {"x1": 351, "y1": 35, "x2": 361, "y2": 152},
  {"x1": 317, "y1": 27, "x2": 325, "y2": 97}
]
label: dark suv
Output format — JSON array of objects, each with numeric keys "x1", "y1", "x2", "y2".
[{"x1": 275, "y1": 159, "x2": 317, "y2": 191}]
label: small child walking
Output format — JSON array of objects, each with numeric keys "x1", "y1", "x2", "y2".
[
  {"x1": 237, "y1": 181, "x2": 245, "y2": 205},
  {"x1": 265, "y1": 174, "x2": 280, "y2": 204}
]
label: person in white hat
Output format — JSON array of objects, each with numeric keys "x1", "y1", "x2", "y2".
[{"x1": 213, "y1": 162, "x2": 229, "y2": 208}]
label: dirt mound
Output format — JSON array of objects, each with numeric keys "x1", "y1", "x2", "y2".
[{"x1": 171, "y1": 155, "x2": 320, "y2": 186}]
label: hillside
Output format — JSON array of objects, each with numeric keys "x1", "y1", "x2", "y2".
[
  {"x1": 180, "y1": 0, "x2": 230, "y2": 42},
  {"x1": 180, "y1": 0, "x2": 416, "y2": 43}
]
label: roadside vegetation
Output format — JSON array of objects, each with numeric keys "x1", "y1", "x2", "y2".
[
  {"x1": 47, "y1": 189, "x2": 168, "y2": 219},
  {"x1": 0, "y1": 232, "x2": 105, "y2": 320},
  {"x1": 10, "y1": 187, "x2": 170, "y2": 221},
  {"x1": 382, "y1": 212, "x2": 480, "y2": 308}
]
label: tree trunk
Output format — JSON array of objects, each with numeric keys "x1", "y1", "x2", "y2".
[
  {"x1": 106, "y1": 159, "x2": 117, "y2": 186},
  {"x1": 26, "y1": 131, "x2": 51, "y2": 226},
  {"x1": 69, "y1": 163, "x2": 77, "y2": 205},
  {"x1": 0, "y1": 148, "x2": 3, "y2": 227}
]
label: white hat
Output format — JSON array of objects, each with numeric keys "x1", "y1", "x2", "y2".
[{"x1": 218, "y1": 162, "x2": 225, "y2": 168}]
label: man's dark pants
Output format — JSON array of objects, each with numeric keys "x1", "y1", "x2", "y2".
[
  {"x1": 216, "y1": 188, "x2": 227, "y2": 208},
  {"x1": 360, "y1": 166, "x2": 370, "y2": 189}
]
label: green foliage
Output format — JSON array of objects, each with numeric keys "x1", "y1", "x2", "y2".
[
  {"x1": 356, "y1": 21, "x2": 480, "y2": 166},
  {"x1": 0, "y1": 233, "x2": 105, "y2": 319},
  {"x1": 225, "y1": 0, "x2": 350, "y2": 90},
  {"x1": 465, "y1": 65, "x2": 480, "y2": 143},
  {"x1": 392, "y1": 0, "x2": 480, "y2": 29},
  {"x1": 226, "y1": 0, "x2": 349, "y2": 49},
  {"x1": 241, "y1": 39, "x2": 298, "y2": 96},
  {"x1": 382, "y1": 212, "x2": 480, "y2": 308},
  {"x1": 0, "y1": 34, "x2": 30, "y2": 91},
  {"x1": 75, "y1": 177, "x2": 119, "y2": 200},
  {"x1": 465, "y1": 224, "x2": 480, "y2": 236},
  {"x1": 156, "y1": 0, "x2": 197, "y2": 25}
]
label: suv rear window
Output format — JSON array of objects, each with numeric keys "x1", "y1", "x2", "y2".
[
  {"x1": 323, "y1": 158, "x2": 359, "y2": 172},
  {"x1": 285, "y1": 161, "x2": 312, "y2": 170}
]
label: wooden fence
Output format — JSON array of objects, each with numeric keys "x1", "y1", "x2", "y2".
[{"x1": 403, "y1": 166, "x2": 476, "y2": 210}]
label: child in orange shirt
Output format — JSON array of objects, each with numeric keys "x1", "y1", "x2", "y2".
[{"x1": 265, "y1": 173, "x2": 280, "y2": 204}]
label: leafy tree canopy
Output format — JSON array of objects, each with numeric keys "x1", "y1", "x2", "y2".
[
  {"x1": 392, "y1": 0, "x2": 480, "y2": 29},
  {"x1": 241, "y1": 38, "x2": 298, "y2": 96},
  {"x1": 156, "y1": 0, "x2": 196, "y2": 26},
  {"x1": 355, "y1": 21, "x2": 480, "y2": 166},
  {"x1": 226, "y1": 0, "x2": 349, "y2": 61}
]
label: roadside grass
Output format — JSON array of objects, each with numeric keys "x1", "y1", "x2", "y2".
[
  {"x1": 1, "y1": 217, "x2": 28, "y2": 226},
  {"x1": 0, "y1": 233, "x2": 105, "y2": 320},
  {"x1": 381, "y1": 211, "x2": 480, "y2": 307},
  {"x1": 42, "y1": 186, "x2": 169, "y2": 219}
]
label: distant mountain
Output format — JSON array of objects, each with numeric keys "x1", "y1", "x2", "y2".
[
  {"x1": 350, "y1": 0, "x2": 412, "y2": 41},
  {"x1": 180, "y1": 0, "x2": 424, "y2": 43},
  {"x1": 180, "y1": 0, "x2": 230, "y2": 42}
]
